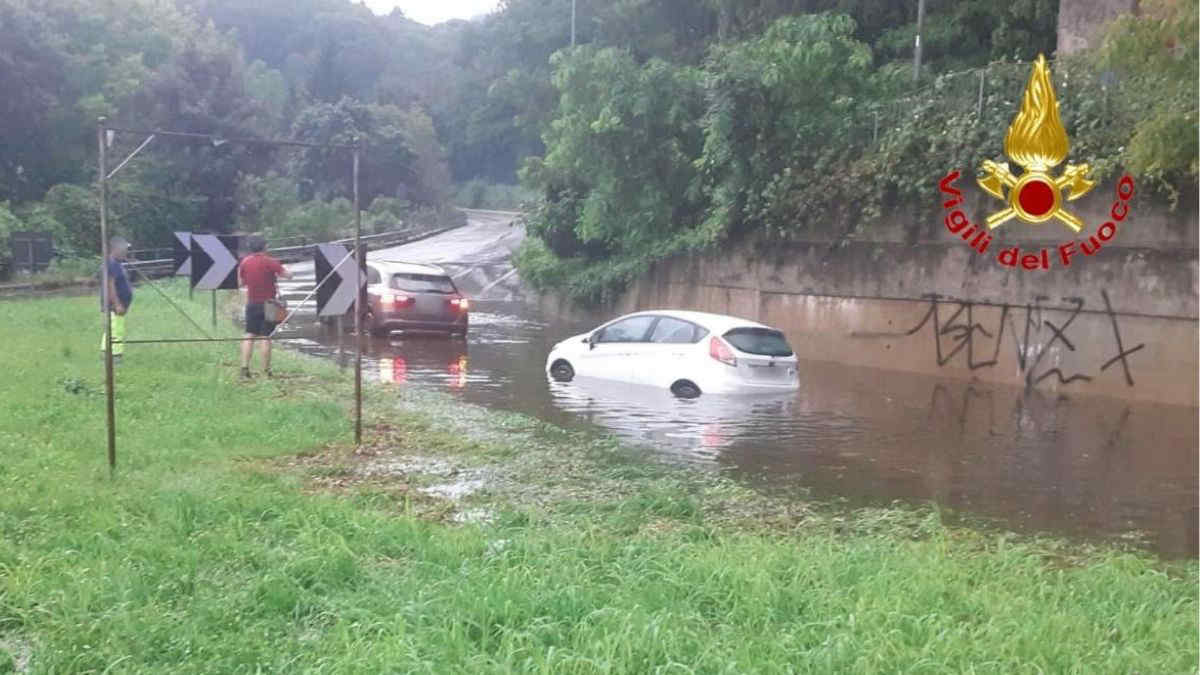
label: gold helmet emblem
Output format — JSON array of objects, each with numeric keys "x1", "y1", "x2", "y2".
[{"x1": 977, "y1": 55, "x2": 1095, "y2": 232}]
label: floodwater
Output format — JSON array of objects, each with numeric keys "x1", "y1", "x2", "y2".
[{"x1": 285, "y1": 299, "x2": 1199, "y2": 558}]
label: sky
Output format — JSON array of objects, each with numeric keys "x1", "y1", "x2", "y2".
[{"x1": 361, "y1": 0, "x2": 501, "y2": 25}]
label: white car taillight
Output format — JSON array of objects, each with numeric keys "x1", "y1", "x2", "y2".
[{"x1": 709, "y1": 336, "x2": 736, "y2": 367}]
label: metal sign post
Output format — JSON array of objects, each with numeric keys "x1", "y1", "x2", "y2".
[
  {"x1": 353, "y1": 139, "x2": 363, "y2": 446},
  {"x1": 98, "y1": 118, "x2": 116, "y2": 473},
  {"x1": 93, "y1": 122, "x2": 363, "y2": 469}
]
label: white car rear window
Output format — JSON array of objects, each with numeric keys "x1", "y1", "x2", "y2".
[
  {"x1": 722, "y1": 327, "x2": 793, "y2": 357},
  {"x1": 391, "y1": 273, "x2": 456, "y2": 294}
]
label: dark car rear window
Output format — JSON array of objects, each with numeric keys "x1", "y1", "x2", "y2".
[
  {"x1": 390, "y1": 273, "x2": 456, "y2": 294},
  {"x1": 723, "y1": 327, "x2": 793, "y2": 357}
]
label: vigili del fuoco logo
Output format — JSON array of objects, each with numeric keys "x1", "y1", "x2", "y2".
[{"x1": 938, "y1": 55, "x2": 1135, "y2": 270}]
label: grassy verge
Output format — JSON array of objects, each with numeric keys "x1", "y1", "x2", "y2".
[{"x1": 1, "y1": 284, "x2": 1196, "y2": 673}]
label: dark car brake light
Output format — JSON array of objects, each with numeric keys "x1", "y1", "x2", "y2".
[{"x1": 380, "y1": 293, "x2": 414, "y2": 310}]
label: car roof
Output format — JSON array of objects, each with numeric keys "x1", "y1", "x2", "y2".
[
  {"x1": 370, "y1": 260, "x2": 448, "y2": 276},
  {"x1": 611, "y1": 309, "x2": 778, "y2": 333}
]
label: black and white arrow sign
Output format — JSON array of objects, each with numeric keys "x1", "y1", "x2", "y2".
[
  {"x1": 314, "y1": 243, "x2": 366, "y2": 317},
  {"x1": 190, "y1": 234, "x2": 241, "y2": 290},
  {"x1": 172, "y1": 231, "x2": 191, "y2": 277}
]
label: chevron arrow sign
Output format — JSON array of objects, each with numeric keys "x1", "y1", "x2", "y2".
[
  {"x1": 172, "y1": 231, "x2": 191, "y2": 277},
  {"x1": 190, "y1": 234, "x2": 241, "y2": 290},
  {"x1": 315, "y1": 243, "x2": 366, "y2": 317}
]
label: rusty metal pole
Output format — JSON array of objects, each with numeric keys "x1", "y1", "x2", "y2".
[
  {"x1": 353, "y1": 139, "x2": 362, "y2": 446},
  {"x1": 336, "y1": 315, "x2": 345, "y2": 370},
  {"x1": 913, "y1": 0, "x2": 925, "y2": 82},
  {"x1": 98, "y1": 118, "x2": 116, "y2": 473}
]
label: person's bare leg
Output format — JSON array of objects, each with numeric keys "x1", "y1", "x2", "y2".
[
  {"x1": 241, "y1": 334, "x2": 254, "y2": 369},
  {"x1": 260, "y1": 337, "x2": 273, "y2": 375}
]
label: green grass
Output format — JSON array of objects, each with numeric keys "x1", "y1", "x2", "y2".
[{"x1": 0, "y1": 284, "x2": 1196, "y2": 673}]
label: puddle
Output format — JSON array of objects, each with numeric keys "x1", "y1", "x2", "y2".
[
  {"x1": 359, "y1": 456, "x2": 456, "y2": 478},
  {"x1": 454, "y1": 508, "x2": 496, "y2": 524},
  {"x1": 420, "y1": 478, "x2": 486, "y2": 501}
]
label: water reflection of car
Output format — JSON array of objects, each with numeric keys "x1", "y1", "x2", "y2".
[
  {"x1": 545, "y1": 310, "x2": 799, "y2": 398},
  {"x1": 362, "y1": 261, "x2": 469, "y2": 338},
  {"x1": 547, "y1": 375, "x2": 797, "y2": 453},
  {"x1": 370, "y1": 334, "x2": 470, "y2": 386}
]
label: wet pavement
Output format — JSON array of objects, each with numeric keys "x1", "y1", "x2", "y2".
[{"x1": 278, "y1": 215, "x2": 1200, "y2": 557}]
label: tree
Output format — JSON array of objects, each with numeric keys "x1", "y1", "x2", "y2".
[
  {"x1": 698, "y1": 13, "x2": 873, "y2": 238},
  {"x1": 290, "y1": 98, "x2": 451, "y2": 206},
  {"x1": 1096, "y1": 0, "x2": 1198, "y2": 202},
  {"x1": 0, "y1": 202, "x2": 27, "y2": 277},
  {"x1": 133, "y1": 23, "x2": 275, "y2": 232},
  {"x1": 0, "y1": 1, "x2": 71, "y2": 203},
  {"x1": 522, "y1": 47, "x2": 709, "y2": 259}
]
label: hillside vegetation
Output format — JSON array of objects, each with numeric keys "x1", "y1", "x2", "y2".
[
  {"x1": 0, "y1": 0, "x2": 1194, "y2": 295},
  {"x1": 517, "y1": 1, "x2": 1198, "y2": 303}
]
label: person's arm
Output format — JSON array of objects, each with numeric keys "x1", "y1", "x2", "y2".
[{"x1": 273, "y1": 258, "x2": 293, "y2": 280}]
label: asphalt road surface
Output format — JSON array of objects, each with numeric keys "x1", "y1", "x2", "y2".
[{"x1": 278, "y1": 209, "x2": 525, "y2": 318}]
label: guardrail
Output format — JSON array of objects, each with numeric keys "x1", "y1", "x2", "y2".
[
  {"x1": 0, "y1": 224, "x2": 464, "y2": 298},
  {"x1": 124, "y1": 225, "x2": 456, "y2": 279}
]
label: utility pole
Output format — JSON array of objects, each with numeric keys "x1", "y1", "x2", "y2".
[
  {"x1": 570, "y1": 0, "x2": 576, "y2": 46},
  {"x1": 913, "y1": 0, "x2": 926, "y2": 82}
]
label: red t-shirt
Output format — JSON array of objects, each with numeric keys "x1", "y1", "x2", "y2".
[{"x1": 240, "y1": 253, "x2": 285, "y2": 303}]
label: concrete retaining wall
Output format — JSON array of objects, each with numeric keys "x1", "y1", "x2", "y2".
[{"x1": 538, "y1": 180, "x2": 1198, "y2": 406}]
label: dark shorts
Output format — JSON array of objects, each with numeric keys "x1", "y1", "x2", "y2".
[{"x1": 244, "y1": 303, "x2": 276, "y2": 337}]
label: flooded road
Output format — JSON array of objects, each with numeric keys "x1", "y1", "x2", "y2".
[{"x1": 279, "y1": 216, "x2": 1199, "y2": 557}]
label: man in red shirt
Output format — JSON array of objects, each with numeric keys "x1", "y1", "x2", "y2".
[{"x1": 238, "y1": 235, "x2": 293, "y2": 378}]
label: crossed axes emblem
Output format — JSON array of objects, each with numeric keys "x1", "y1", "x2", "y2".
[{"x1": 977, "y1": 160, "x2": 1095, "y2": 232}]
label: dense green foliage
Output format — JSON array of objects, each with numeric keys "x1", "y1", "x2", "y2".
[
  {"x1": 1, "y1": 290, "x2": 1196, "y2": 671},
  {"x1": 1, "y1": 0, "x2": 1195, "y2": 295},
  {"x1": 0, "y1": 0, "x2": 456, "y2": 276},
  {"x1": 518, "y1": 2, "x2": 1199, "y2": 303},
  {"x1": 1095, "y1": 0, "x2": 1199, "y2": 203},
  {"x1": 454, "y1": 180, "x2": 536, "y2": 210},
  {"x1": 439, "y1": 0, "x2": 1063, "y2": 186}
]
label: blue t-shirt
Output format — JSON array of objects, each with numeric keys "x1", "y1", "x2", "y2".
[{"x1": 100, "y1": 258, "x2": 133, "y2": 310}]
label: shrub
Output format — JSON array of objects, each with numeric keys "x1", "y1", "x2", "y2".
[{"x1": 0, "y1": 202, "x2": 25, "y2": 279}]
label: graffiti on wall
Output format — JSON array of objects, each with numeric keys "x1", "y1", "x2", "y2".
[{"x1": 852, "y1": 290, "x2": 1145, "y2": 389}]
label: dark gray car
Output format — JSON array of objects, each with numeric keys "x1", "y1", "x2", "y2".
[{"x1": 363, "y1": 261, "x2": 469, "y2": 337}]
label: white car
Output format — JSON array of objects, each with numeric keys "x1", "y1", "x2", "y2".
[{"x1": 545, "y1": 310, "x2": 799, "y2": 398}]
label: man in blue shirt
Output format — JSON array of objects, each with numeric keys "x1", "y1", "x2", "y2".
[{"x1": 100, "y1": 236, "x2": 133, "y2": 363}]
